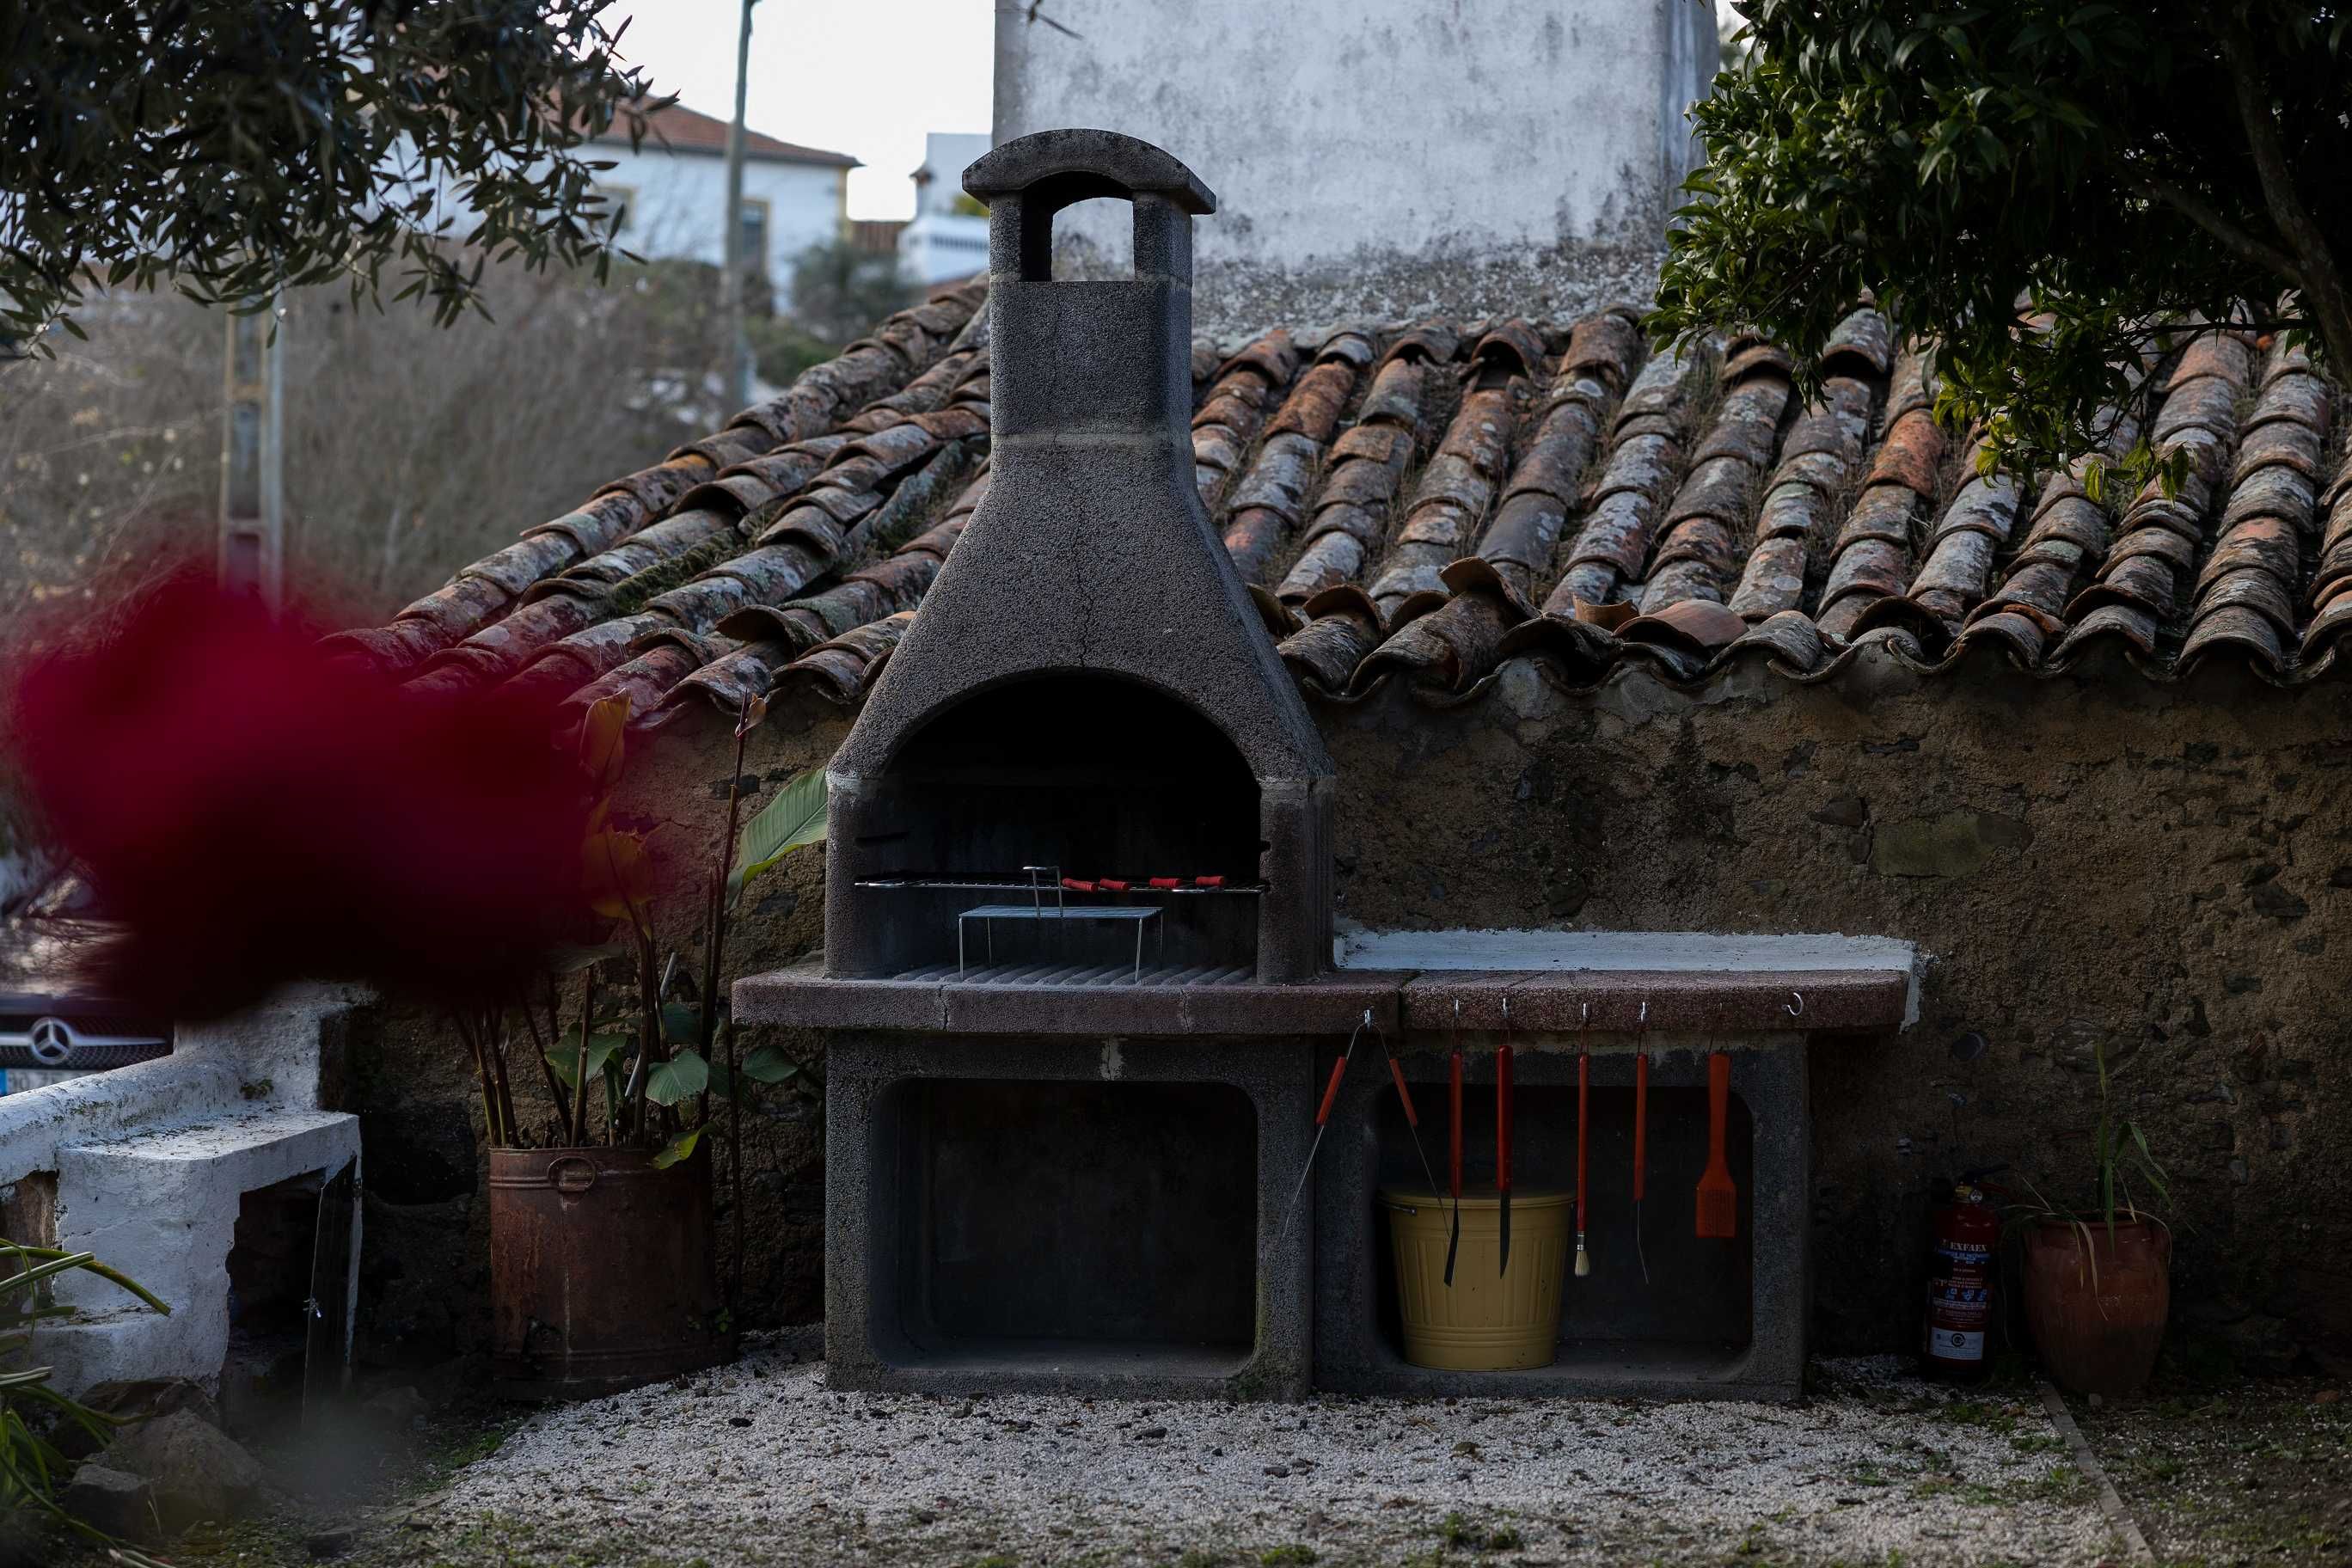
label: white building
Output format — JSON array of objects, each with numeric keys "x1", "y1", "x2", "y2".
[
  {"x1": 995, "y1": 0, "x2": 1716, "y2": 332},
  {"x1": 589, "y1": 101, "x2": 859, "y2": 310},
  {"x1": 896, "y1": 132, "x2": 993, "y2": 286}
]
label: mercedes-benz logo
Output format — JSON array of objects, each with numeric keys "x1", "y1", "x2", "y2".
[{"x1": 26, "y1": 1018, "x2": 74, "y2": 1067}]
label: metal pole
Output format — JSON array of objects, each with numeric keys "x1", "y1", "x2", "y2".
[
  {"x1": 218, "y1": 295, "x2": 284, "y2": 609},
  {"x1": 719, "y1": 0, "x2": 756, "y2": 412}
]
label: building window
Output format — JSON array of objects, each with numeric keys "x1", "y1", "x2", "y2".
[
  {"x1": 591, "y1": 183, "x2": 635, "y2": 235},
  {"x1": 738, "y1": 198, "x2": 770, "y2": 277}
]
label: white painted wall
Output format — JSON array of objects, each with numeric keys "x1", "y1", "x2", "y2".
[
  {"x1": 900, "y1": 211, "x2": 991, "y2": 285},
  {"x1": 901, "y1": 132, "x2": 995, "y2": 285},
  {"x1": 911, "y1": 132, "x2": 992, "y2": 217},
  {"x1": 995, "y1": 0, "x2": 1718, "y2": 332},
  {"x1": 592, "y1": 149, "x2": 848, "y2": 309},
  {"x1": 0, "y1": 985, "x2": 364, "y2": 1395}
]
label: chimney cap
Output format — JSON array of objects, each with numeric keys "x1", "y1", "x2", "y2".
[{"x1": 964, "y1": 127, "x2": 1216, "y2": 217}]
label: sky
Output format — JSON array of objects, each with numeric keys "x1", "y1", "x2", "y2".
[{"x1": 605, "y1": 1, "x2": 995, "y2": 221}]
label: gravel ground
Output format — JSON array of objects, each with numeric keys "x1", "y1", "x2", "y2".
[{"x1": 361, "y1": 1336, "x2": 2121, "y2": 1567}]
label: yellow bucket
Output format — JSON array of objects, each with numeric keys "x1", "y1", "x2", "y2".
[{"x1": 1380, "y1": 1185, "x2": 1571, "y2": 1370}]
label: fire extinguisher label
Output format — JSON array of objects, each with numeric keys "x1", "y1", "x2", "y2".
[
  {"x1": 1929, "y1": 1281, "x2": 1992, "y2": 1328},
  {"x1": 1935, "y1": 1328, "x2": 1985, "y2": 1359}
]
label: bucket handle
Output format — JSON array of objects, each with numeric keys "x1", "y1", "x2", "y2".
[{"x1": 548, "y1": 1155, "x2": 599, "y2": 1197}]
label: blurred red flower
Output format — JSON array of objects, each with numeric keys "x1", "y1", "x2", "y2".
[{"x1": 7, "y1": 570, "x2": 591, "y2": 1019}]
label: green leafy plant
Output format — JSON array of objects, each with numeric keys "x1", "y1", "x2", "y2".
[
  {"x1": 1, "y1": 1242, "x2": 170, "y2": 1561},
  {"x1": 1651, "y1": 2, "x2": 2352, "y2": 487},
  {"x1": 448, "y1": 692, "x2": 824, "y2": 1164},
  {"x1": 2011, "y1": 1041, "x2": 2173, "y2": 1266},
  {"x1": 550, "y1": 695, "x2": 825, "y2": 1309},
  {"x1": 2, "y1": 1, "x2": 659, "y2": 349}
]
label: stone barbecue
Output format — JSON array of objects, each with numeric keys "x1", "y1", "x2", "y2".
[{"x1": 735, "y1": 130, "x2": 1914, "y2": 1401}]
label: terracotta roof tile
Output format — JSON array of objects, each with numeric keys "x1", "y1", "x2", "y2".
[
  {"x1": 609, "y1": 101, "x2": 858, "y2": 168},
  {"x1": 1192, "y1": 329, "x2": 1300, "y2": 504},
  {"x1": 1223, "y1": 332, "x2": 1372, "y2": 585},
  {"x1": 1271, "y1": 329, "x2": 1452, "y2": 614},
  {"x1": 336, "y1": 291, "x2": 2352, "y2": 735}
]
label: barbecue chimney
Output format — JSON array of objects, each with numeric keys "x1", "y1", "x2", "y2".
[{"x1": 824, "y1": 130, "x2": 1337, "y2": 983}]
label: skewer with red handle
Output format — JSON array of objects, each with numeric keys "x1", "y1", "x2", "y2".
[
  {"x1": 1316, "y1": 1051, "x2": 1349, "y2": 1124},
  {"x1": 1371, "y1": 1024, "x2": 1450, "y2": 1263},
  {"x1": 1268, "y1": 1014, "x2": 1369, "y2": 1259}
]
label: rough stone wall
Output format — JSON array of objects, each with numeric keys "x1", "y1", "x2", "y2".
[
  {"x1": 346, "y1": 653, "x2": 2352, "y2": 1375},
  {"x1": 993, "y1": 0, "x2": 1717, "y2": 337},
  {"x1": 1321, "y1": 652, "x2": 2352, "y2": 1374}
]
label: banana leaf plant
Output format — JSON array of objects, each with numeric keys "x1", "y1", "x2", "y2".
[
  {"x1": 2, "y1": 1242, "x2": 171, "y2": 1565},
  {"x1": 446, "y1": 692, "x2": 826, "y2": 1163},
  {"x1": 443, "y1": 692, "x2": 827, "y2": 1312},
  {"x1": 2006, "y1": 1040, "x2": 2176, "y2": 1285}
]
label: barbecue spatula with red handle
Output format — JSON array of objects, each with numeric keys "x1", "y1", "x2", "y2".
[{"x1": 1695, "y1": 1051, "x2": 1736, "y2": 1239}]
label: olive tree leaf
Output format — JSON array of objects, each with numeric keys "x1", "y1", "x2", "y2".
[
  {"x1": 0, "y1": 1, "x2": 658, "y2": 348},
  {"x1": 1648, "y1": 0, "x2": 2352, "y2": 485}
]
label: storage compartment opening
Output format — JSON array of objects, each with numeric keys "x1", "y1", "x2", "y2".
[
  {"x1": 856, "y1": 675, "x2": 1265, "y2": 977},
  {"x1": 887, "y1": 1078, "x2": 1260, "y2": 1373},
  {"x1": 220, "y1": 1169, "x2": 325, "y2": 1440},
  {"x1": 1369, "y1": 1083, "x2": 1754, "y2": 1371}
]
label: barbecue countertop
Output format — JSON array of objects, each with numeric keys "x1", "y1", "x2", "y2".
[{"x1": 733, "y1": 931, "x2": 1916, "y2": 1039}]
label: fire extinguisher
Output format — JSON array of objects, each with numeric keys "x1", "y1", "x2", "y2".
[{"x1": 1921, "y1": 1172, "x2": 2002, "y2": 1381}]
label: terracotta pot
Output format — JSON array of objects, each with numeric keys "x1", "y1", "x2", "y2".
[
  {"x1": 2021, "y1": 1216, "x2": 2171, "y2": 1397},
  {"x1": 487, "y1": 1142, "x2": 733, "y2": 1400}
]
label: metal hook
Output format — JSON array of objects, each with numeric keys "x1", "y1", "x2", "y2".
[
  {"x1": 1786, "y1": 990, "x2": 1804, "y2": 1018},
  {"x1": 1638, "y1": 999, "x2": 1648, "y2": 1026}
]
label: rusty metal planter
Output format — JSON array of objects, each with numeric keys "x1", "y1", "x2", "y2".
[{"x1": 487, "y1": 1143, "x2": 732, "y2": 1400}]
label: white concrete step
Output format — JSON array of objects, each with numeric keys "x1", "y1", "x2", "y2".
[{"x1": 40, "y1": 1109, "x2": 360, "y2": 1394}]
